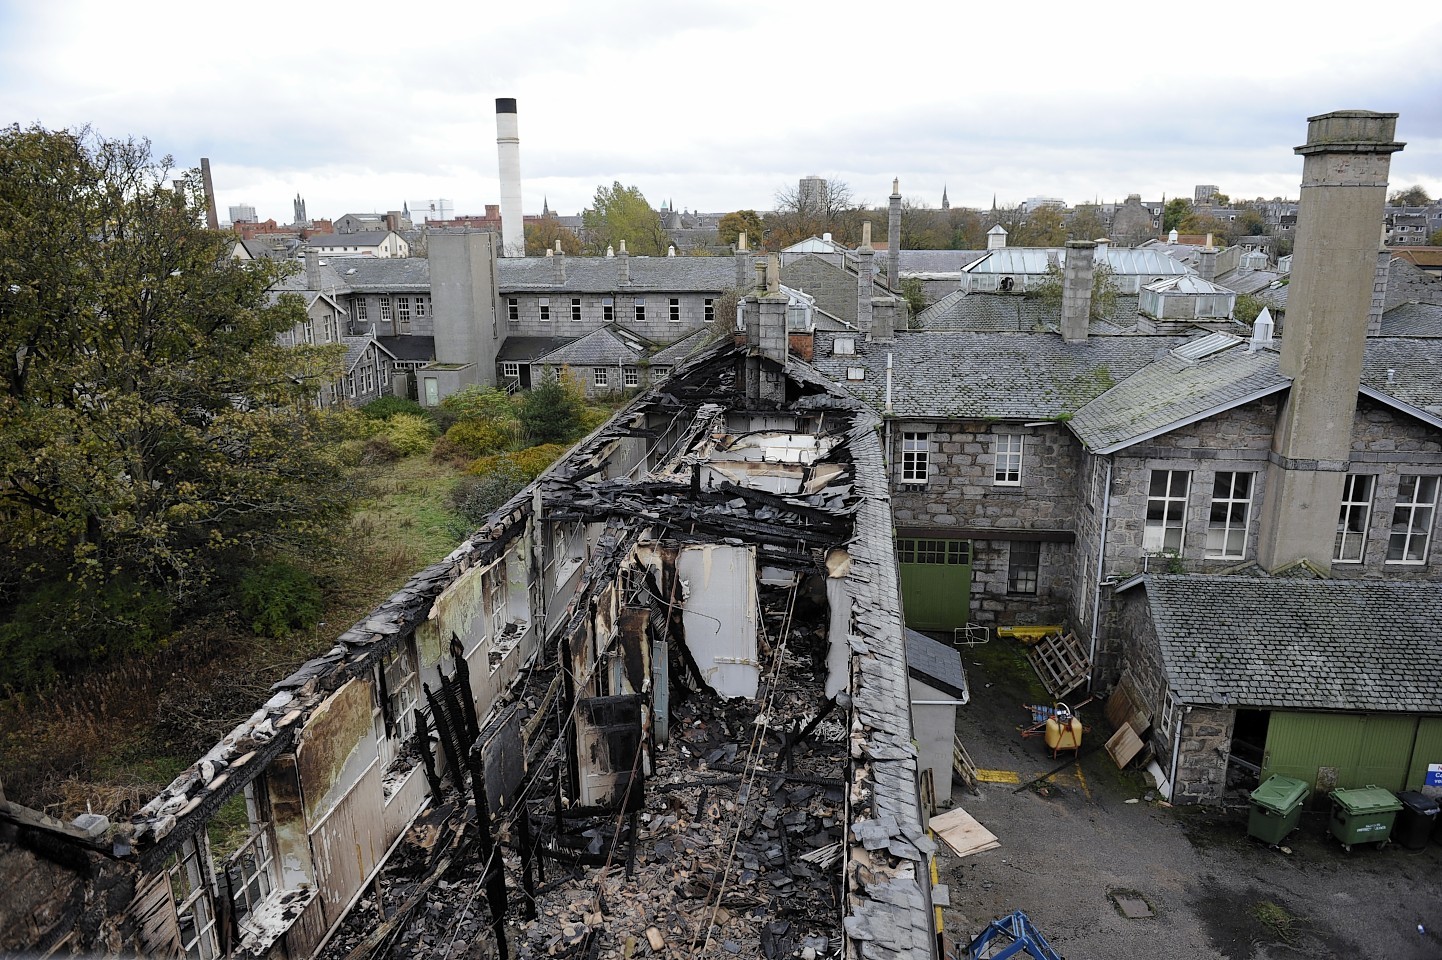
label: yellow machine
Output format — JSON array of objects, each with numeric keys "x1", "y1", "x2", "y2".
[{"x1": 1043, "y1": 703, "x2": 1083, "y2": 758}]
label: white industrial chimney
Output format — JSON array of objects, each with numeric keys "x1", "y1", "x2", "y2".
[{"x1": 495, "y1": 98, "x2": 523, "y2": 257}]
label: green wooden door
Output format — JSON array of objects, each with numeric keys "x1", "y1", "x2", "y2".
[
  {"x1": 897, "y1": 538, "x2": 971, "y2": 631},
  {"x1": 1263, "y1": 711, "x2": 1418, "y2": 794}
]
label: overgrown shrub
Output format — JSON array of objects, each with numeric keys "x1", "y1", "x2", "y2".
[
  {"x1": 445, "y1": 420, "x2": 514, "y2": 458},
  {"x1": 379, "y1": 414, "x2": 439, "y2": 457},
  {"x1": 362, "y1": 434, "x2": 401, "y2": 463},
  {"x1": 449, "y1": 466, "x2": 528, "y2": 525},
  {"x1": 442, "y1": 386, "x2": 517, "y2": 422},
  {"x1": 0, "y1": 578, "x2": 174, "y2": 689},
  {"x1": 237, "y1": 562, "x2": 324, "y2": 639},
  {"x1": 361, "y1": 396, "x2": 426, "y2": 420},
  {"x1": 579, "y1": 406, "x2": 612, "y2": 434},
  {"x1": 519, "y1": 375, "x2": 585, "y2": 444},
  {"x1": 467, "y1": 443, "x2": 569, "y2": 481},
  {"x1": 424, "y1": 405, "x2": 460, "y2": 434}
]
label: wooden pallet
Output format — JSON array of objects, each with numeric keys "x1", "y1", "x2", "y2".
[{"x1": 1026, "y1": 631, "x2": 1089, "y2": 699}]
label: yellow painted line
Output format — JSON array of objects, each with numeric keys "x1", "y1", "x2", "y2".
[
  {"x1": 976, "y1": 769, "x2": 1021, "y2": 784},
  {"x1": 1074, "y1": 764, "x2": 1091, "y2": 799}
]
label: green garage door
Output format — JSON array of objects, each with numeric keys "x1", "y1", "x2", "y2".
[
  {"x1": 897, "y1": 538, "x2": 971, "y2": 631},
  {"x1": 1262, "y1": 712, "x2": 1423, "y2": 794}
]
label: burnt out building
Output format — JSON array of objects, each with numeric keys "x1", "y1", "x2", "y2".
[{"x1": 2, "y1": 260, "x2": 941, "y2": 960}]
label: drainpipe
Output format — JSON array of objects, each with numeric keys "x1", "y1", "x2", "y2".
[
  {"x1": 1087, "y1": 457, "x2": 1112, "y2": 692},
  {"x1": 1167, "y1": 704, "x2": 1191, "y2": 803},
  {"x1": 885, "y1": 352, "x2": 895, "y2": 482}
]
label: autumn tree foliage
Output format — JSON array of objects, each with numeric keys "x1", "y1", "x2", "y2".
[{"x1": 0, "y1": 125, "x2": 348, "y2": 684}]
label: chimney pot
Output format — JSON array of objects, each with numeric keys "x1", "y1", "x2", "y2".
[
  {"x1": 619, "y1": 240, "x2": 627, "y2": 254},
  {"x1": 737, "y1": 231, "x2": 748, "y2": 251},
  {"x1": 861, "y1": 221, "x2": 872, "y2": 248}
]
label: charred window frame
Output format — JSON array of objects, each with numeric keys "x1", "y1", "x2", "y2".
[
  {"x1": 374, "y1": 641, "x2": 419, "y2": 769},
  {"x1": 218, "y1": 783, "x2": 276, "y2": 928},
  {"x1": 166, "y1": 834, "x2": 219, "y2": 960}
]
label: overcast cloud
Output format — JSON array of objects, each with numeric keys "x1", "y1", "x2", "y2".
[{"x1": 3, "y1": 1, "x2": 1440, "y2": 223}]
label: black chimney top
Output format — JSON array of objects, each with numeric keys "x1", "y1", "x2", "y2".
[{"x1": 496, "y1": 98, "x2": 517, "y2": 113}]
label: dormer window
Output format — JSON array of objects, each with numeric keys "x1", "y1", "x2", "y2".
[{"x1": 833, "y1": 337, "x2": 856, "y2": 356}]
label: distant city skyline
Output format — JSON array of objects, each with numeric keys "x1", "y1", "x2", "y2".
[{"x1": 3, "y1": 2, "x2": 1440, "y2": 227}]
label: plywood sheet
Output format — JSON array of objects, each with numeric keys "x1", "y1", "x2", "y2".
[
  {"x1": 928, "y1": 806, "x2": 1001, "y2": 859},
  {"x1": 1106, "y1": 722, "x2": 1145, "y2": 769}
]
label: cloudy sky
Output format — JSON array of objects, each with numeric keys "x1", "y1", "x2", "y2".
[{"x1": 4, "y1": 1, "x2": 1440, "y2": 224}]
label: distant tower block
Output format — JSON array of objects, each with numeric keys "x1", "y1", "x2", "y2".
[
  {"x1": 799, "y1": 176, "x2": 827, "y2": 215},
  {"x1": 496, "y1": 98, "x2": 524, "y2": 257}
]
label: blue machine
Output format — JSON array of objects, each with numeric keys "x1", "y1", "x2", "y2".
[{"x1": 965, "y1": 910, "x2": 1064, "y2": 960}]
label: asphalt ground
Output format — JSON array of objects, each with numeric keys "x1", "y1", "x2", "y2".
[{"x1": 934, "y1": 638, "x2": 1442, "y2": 960}]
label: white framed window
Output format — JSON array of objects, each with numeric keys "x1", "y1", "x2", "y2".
[
  {"x1": 652, "y1": 365, "x2": 671, "y2": 382},
  {"x1": 355, "y1": 298, "x2": 368, "y2": 322},
  {"x1": 397, "y1": 296, "x2": 411, "y2": 329},
  {"x1": 994, "y1": 434, "x2": 1023, "y2": 486},
  {"x1": 501, "y1": 361, "x2": 520, "y2": 379},
  {"x1": 380, "y1": 297, "x2": 393, "y2": 322},
  {"x1": 833, "y1": 337, "x2": 856, "y2": 356},
  {"x1": 1144, "y1": 469, "x2": 1190, "y2": 555},
  {"x1": 901, "y1": 432, "x2": 929, "y2": 485},
  {"x1": 623, "y1": 366, "x2": 640, "y2": 387},
  {"x1": 1335, "y1": 473, "x2": 1375, "y2": 563},
  {"x1": 1089, "y1": 456, "x2": 1107, "y2": 509},
  {"x1": 415, "y1": 297, "x2": 426, "y2": 318},
  {"x1": 571, "y1": 298, "x2": 582, "y2": 322},
  {"x1": 1388, "y1": 474, "x2": 1439, "y2": 563},
  {"x1": 669, "y1": 298, "x2": 680, "y2": 322},
  {"x1": 1206, "y1": 471, "x2": 1253, "y2": 559},
  {"x1": 166, "y1": 835, "x2": 219, "y2": 960},
  {"x1": 593, "y1": 366, "x2": 609, "y2": 387},
  {"x1": 634, "y1": 298, "x2": 646, "y2": 322},
  {"x1": 1007, "y1": 541, "x2": 1041, "y2": 595},
  {"x1": 507, "y1": 297, "x2": 519, "y2": 322},
  {"x1": 704, "y1": 298, "x2": 715, "y2": 323},
  {"x1": 602, "y1": 297, "x2": 614, "y2": 323},
  {"x1": 539, "y1": 297, "x2": 551, "y2": 321}
]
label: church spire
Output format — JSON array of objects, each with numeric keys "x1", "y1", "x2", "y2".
[{"x1": 941, "y1": 185, "x2": 950, "y2": 210}]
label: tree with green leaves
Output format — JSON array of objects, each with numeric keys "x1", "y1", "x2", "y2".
[
  {"x1": 1163, "y1": 198, "x2": 1192, "y2": 233},
  {"x1": 518, "y1": 372, "x2": 585, "y2": 444},
  {"x1": 1389, "y1": 185, "x2": 1432, "y2": 207},
  {"x1": 581, "y1": 182, "x2": 670, "y2": 256},
  {"x1": 0, "y1": 124, "x2": 348, "y2": 685},
  {"x1": 717, "y1": 210, "x2": 765, "y2": 249},
  {"x1": 525, "y1": 214, "x2": 582, "y2": 256},
  {"x1": 1067, "y1": 205, "x2": 1107, "y2": 243},
  {"x1": 1430, "y1": 228, "x2": 1442, "y2": 246}
]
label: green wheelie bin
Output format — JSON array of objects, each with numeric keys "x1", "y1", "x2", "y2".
[
  {"x1": 1328, "y1": 785, "x2": 1403, "y2": 851},
  {"x1": 1247, "y1": 775, "x2": 1309, "y2": 845}
]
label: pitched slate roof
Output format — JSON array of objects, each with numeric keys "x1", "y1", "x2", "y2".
[
  {"x1": 1378, "y1": 302, "x2": 1442, "y2": 336},
  {"x1": 340, "y1": 336, "x2": 376, "y2": 372},
  {"x1": 498, "y1": 256, "x2": 737, "y2": 293},
  {"x1": 376, "y1": 335, "x2": 435, "y2": 361},
  {"x1": 536, "y1": 327, "x2": 644, "y2": 366},
  {"x1": 1129, "y1": 574, "x2": 1442, "y2": 711},
  {"x1": 903, "y1": 629, "x2": 968, "y2": 702},
  {"x1": 1069, "y1": 342, "x2": 1288, "y2": 453},
  {"x1": 649, "y1": 329, "x2": 711, "y2": 365},
  {"x1": 917, "y1": 292, "x2": 1144, "y2": 332},
  {"x1": 897, "y1": 250, "x2": 987, "y2": 274},
  {"x1": 1215, "y1": 268, "x2": 1287, "y2": 296},
  {"x1": 497, "y1": 336, "x2": 577, "y2": 361},
  {"x1": 811, "y1": 330, "x2": 1185, "y2": 420},
  {"x1": 336, "y1": 257, "x2": 432, "y2": 291},
  {"x1": 1360, "y1": 338, "x2": 1442, "y2": 420}
]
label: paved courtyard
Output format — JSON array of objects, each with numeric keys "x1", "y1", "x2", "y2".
[{"x1": 935, "y1": 639, "x2": 1442, "y2": 959}]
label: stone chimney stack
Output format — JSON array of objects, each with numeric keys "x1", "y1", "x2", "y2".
[
  {"x1": 495, "y1": 97, "x2": 524, "y2": 256},
  {"x1": 305, "y1": 248, "x2": 321, "y2": 290},
  {"x1": 741, "y1": 254, "x2": 789, "y2": 403},
  {"x1": 1061, "y1": 241, "x2": 1096, "y2": 343},
  {"x1": 617, "y1": 240, "x2": 630, "y2": 285},
  {"x1": 553, "y1": 241, "x2": 566, "y2": 283},
  {"x1": 856, "y1": 221, "x2": 875, "y2": 338},
  {"x1": 199, "y1": 158, "x2": 219, "y2": 230},
  {"x1": 1198, "y1": 235, "x2": 1218, "y2": 282},
  {"x1": 1366, "y1": 240, "x2": 1391, "y2": 336},
  {"x1": 887, "y1": 178, "x2": 902, "y2": 291},
  {"x1": 735, "y1": 232, "x2": 753, "y2": 289},
  {"x1": 1256, "y1": 110, "x2": 1404, "y2": 574}
]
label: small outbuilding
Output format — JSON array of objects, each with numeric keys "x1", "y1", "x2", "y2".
[{"x1": 905, "y1": 628, "x2": 969, "y2": 811}]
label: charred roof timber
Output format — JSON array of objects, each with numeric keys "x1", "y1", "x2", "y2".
[{"x1": 4, "y1": 291, "x2": 935, "y2": 959}]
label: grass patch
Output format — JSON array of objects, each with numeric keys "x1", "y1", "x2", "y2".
[{"x1": 1252, "y1": 900, "x2": 1301, "y2": 945}]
